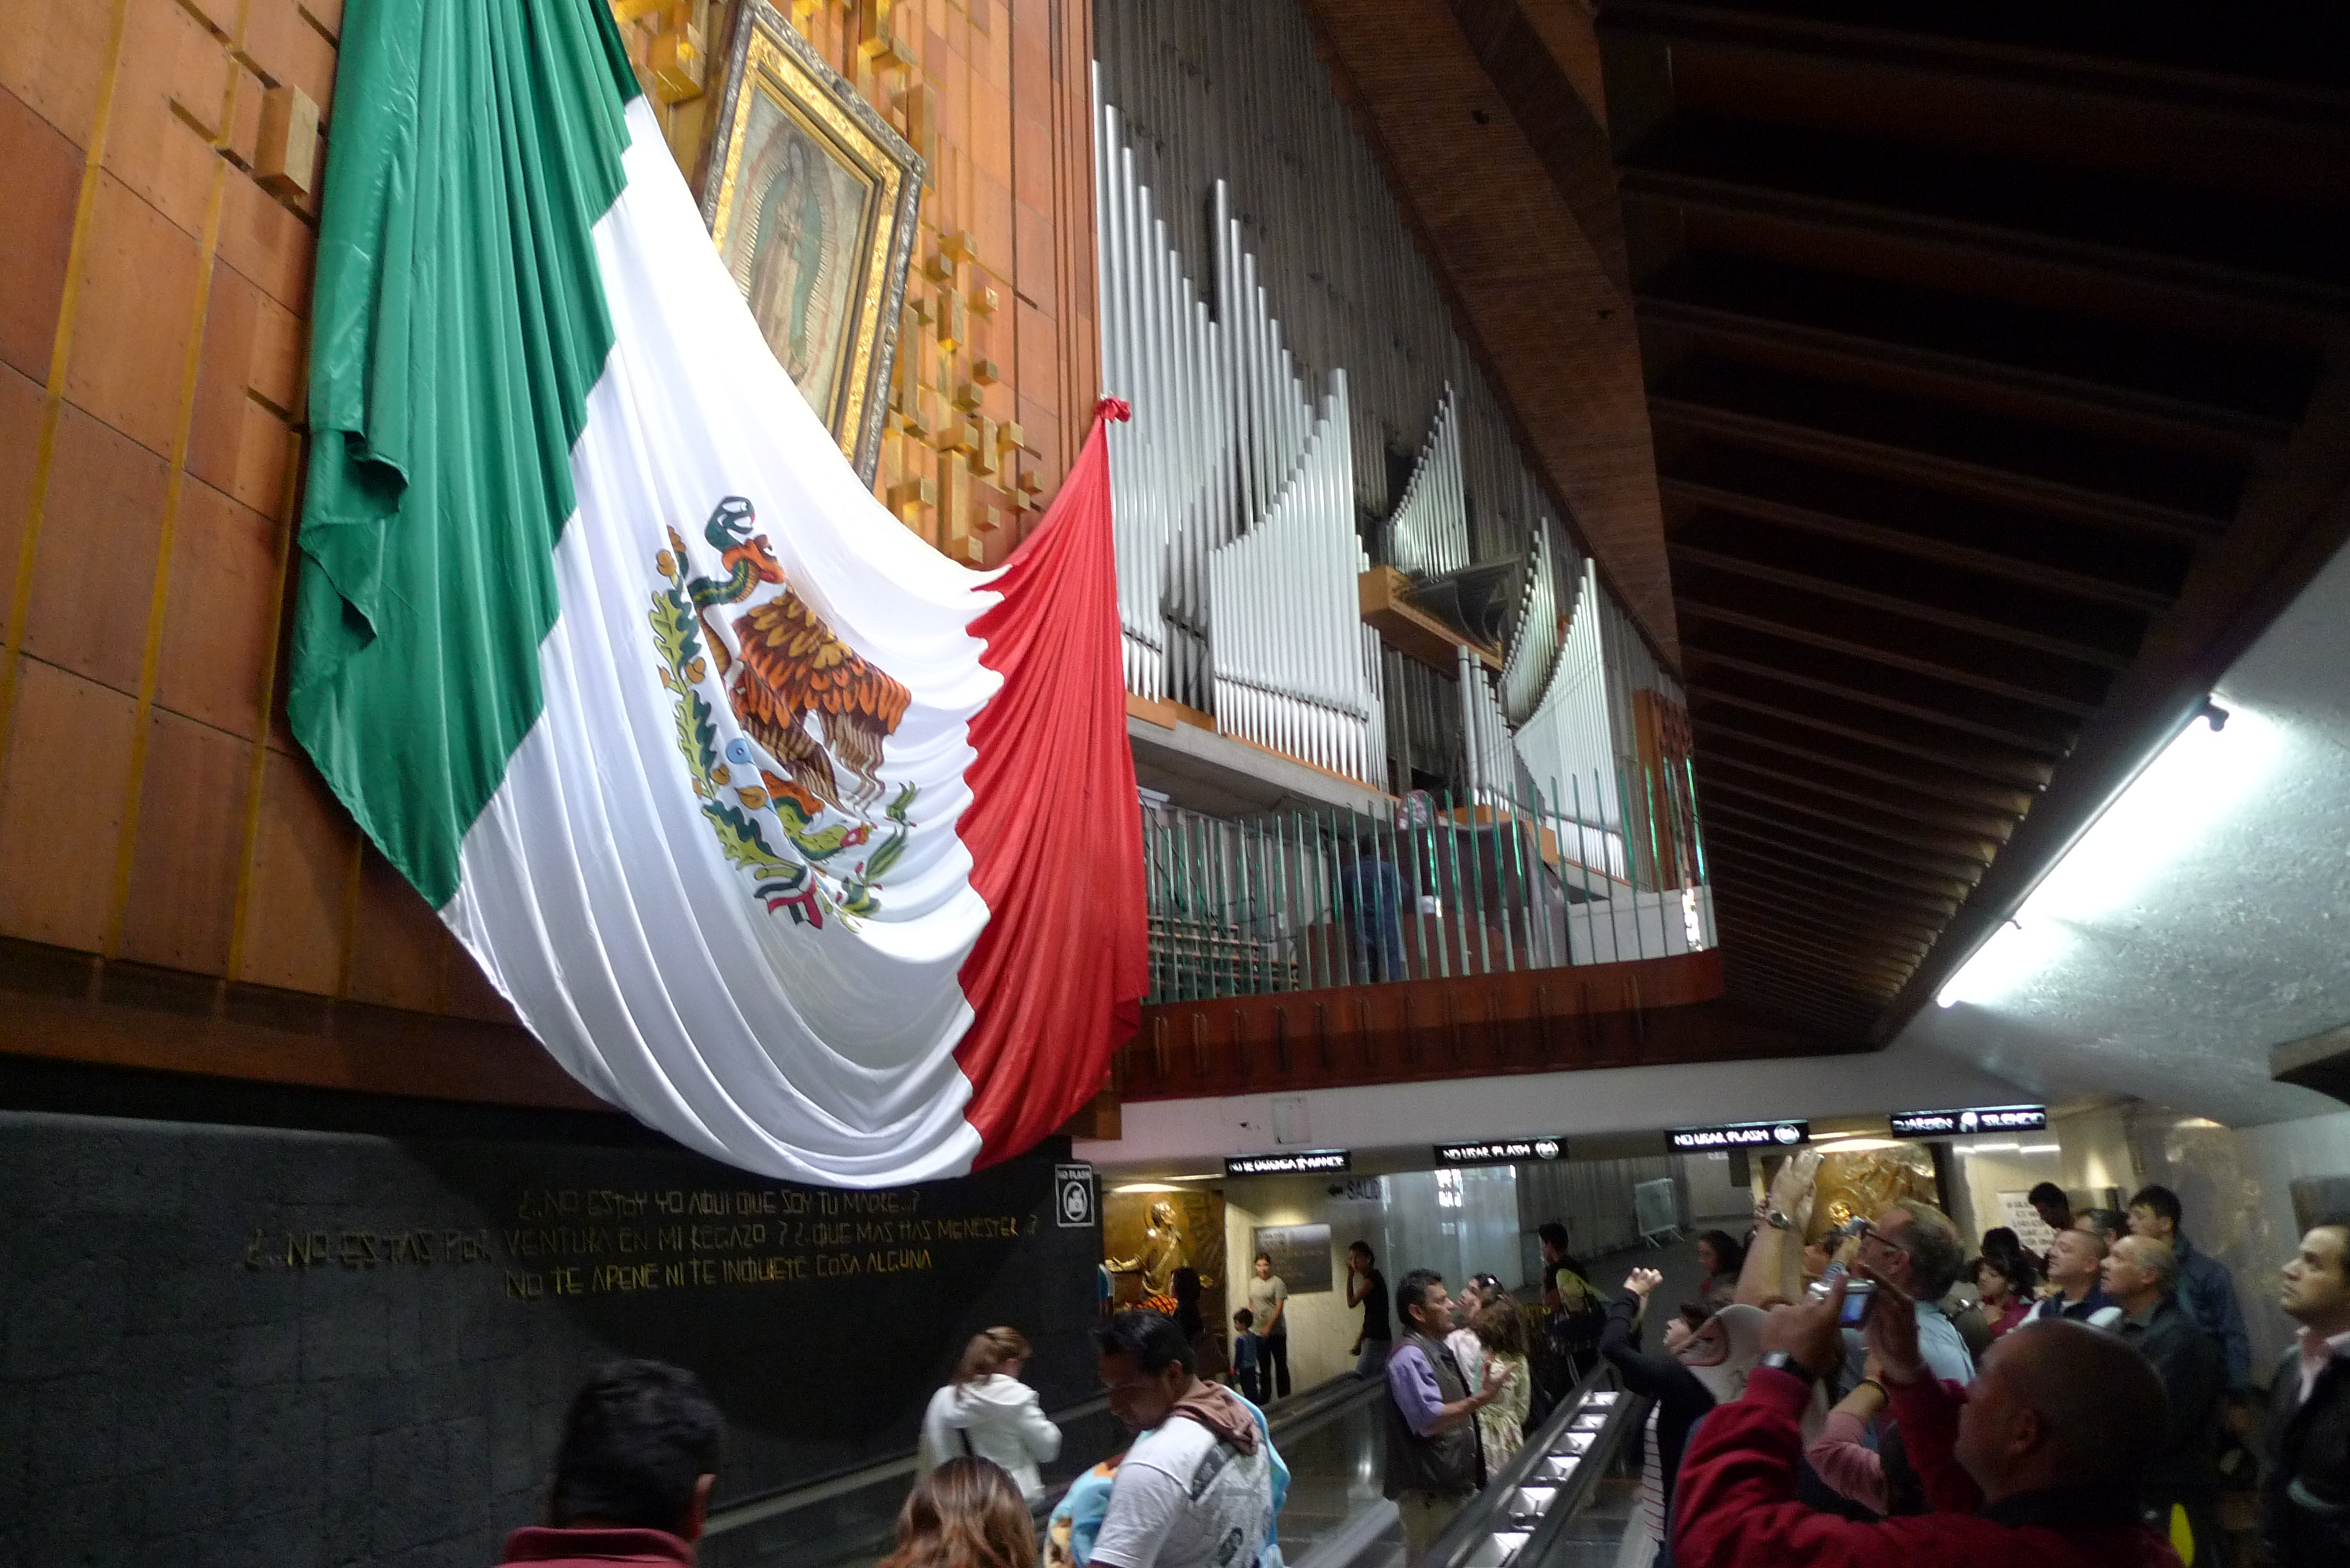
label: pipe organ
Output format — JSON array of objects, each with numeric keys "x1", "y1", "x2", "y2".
[
  {"x1": 1515, "y1": 559, "x2": 1632, "y2": 882},
  {"x1": 1381, "y1": 387, "x2": 1469, "y2": 581},
  {"x1": 1456, "y1": 644, "x2": 1517, "y2": 814},
  {"x1": 1207, "y1": 375, "x2": 1388, "y2": 783},
  {"x1": 1500, "y1": 517, "x2": 1568, "y2": 726},
  {"x1": 1090, "y1": 0, "x2": 1695, "y2": 868},
  {"x1": 1095, "y1": 79, "x2": 1387, "y2": 782}
]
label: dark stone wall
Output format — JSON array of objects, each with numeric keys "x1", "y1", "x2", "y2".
[{"x1": 0, "y1": 1068, "x2": 1101, "y2": 1567}]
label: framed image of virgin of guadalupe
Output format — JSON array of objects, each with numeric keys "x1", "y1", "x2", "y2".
[{"x1": 701, "y1": 1, "x2": 922, "y2": 485}]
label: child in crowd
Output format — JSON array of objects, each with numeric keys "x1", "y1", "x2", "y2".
[
  {"x1": 1471, "y1": 1299, "x2": 1533, "y2": 1471},
  {"x1": 1229, "y1": 1309, "x2": 1262, "y2": 1402}
]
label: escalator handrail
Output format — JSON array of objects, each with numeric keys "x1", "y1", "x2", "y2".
[{"x1": 1423, "y1": 1361, "x2": 1652, "y2": 1568}]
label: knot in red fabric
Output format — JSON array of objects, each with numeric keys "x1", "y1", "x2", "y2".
[{"x1": 1095, "y1": 396, "x2": 1133, "y2": 422}]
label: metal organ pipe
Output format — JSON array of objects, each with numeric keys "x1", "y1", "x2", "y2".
[
  {"x1": 1500, "y1": 516, "x2": 1565, "y2": 726},
  {"x1": 1383, "y1": 387, "x2": 1469, "y2": 579}
]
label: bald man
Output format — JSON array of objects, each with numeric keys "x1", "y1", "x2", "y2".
[
  {"x1": 1672, "y1": 1275, "x2": 2182, "y2": 1566},
  {"x1": 2027, "y1": 1228, "x2": 2117, "y2": 1325}
]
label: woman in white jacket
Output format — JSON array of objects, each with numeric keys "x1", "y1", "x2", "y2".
[{"x1": 917, "y1": 1327, "x2": 1063, "y2": 1503}]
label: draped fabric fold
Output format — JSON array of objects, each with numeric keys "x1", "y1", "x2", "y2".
[{"x1": 288, "y1": 0, "x2": 1142, "y2": 1186}]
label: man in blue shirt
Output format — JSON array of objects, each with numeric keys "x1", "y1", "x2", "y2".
[
  {"x1": 1382, "y1": 1269, "x2": 1513, "y2": 1563},
  {"x1": 2130, "y1": 1183, "x2": 2252, "y2": 1393},
  {"x1": 1837, "y1": 1200, "x2": 1975, "y2": 1393}
]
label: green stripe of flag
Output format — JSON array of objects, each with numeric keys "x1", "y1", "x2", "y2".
[{"x1": 289, "y1": 0, "x2": 641, "y2": 907}]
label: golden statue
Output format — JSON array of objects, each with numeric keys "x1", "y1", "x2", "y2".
[{"x1": 1106, "y1": 1198, "x2": 1214, "y2": 1299}]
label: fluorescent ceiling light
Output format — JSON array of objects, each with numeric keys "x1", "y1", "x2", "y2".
[
  {"x1": 2017, "y1": 1144, "x2": 2062, "y2": 1154},
  {"x1": 1959, "y1": 1141, "x2": 2020, "y2": 1154},
  {"x1": 1938, "y1": 703, "x2": 2282, "y2": 1009}
]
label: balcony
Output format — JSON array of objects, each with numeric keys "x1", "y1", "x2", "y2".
[{"x1": 1120, "y1": 767, "x2": 1762, "y2": 1100}]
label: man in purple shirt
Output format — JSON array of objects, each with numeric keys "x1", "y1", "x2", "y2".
[{"x1": 1381, "y1": 1268, "x2": 1514, "y2": 1563}]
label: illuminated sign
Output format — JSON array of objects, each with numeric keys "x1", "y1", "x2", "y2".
[
  {"x1": 1224, "y1": 1149, "x2": 1351, "y2": 1177},
  {"x1": 1433, "y1": 1137, "x2": 1567, "y2": 1166},
  {"x1": 1888, "y1": 1105, "x2": 2049, "y2": 1138},
  {"x1": 1667, "y1": 1120, "x2": 1810, "y2": 1152}
]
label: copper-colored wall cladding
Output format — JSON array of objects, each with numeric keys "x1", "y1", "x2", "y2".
[{"x1": 0, "y1": 0, "x2": 1098, "y2": 1103}]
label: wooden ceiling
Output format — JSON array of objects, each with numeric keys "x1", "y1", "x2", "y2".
[{"x1": 1306, "y1": 0, "x2": 2350, "y2": 1047}]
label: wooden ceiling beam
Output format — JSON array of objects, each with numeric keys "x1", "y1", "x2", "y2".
[
  {"x1": 1703, "y1": 798, "x2": 1988, "y2": 891},
  {"x1": 1710, "y1": 890, "x2": 1942, "y2": 954},
  {"x1": 1723, "y1": 946, "x2": 1891, "y2": 1006},
  {"x1": 1654, "y1": 352, "x2": 2253, "y2": 530},
  {"x1": 1651, "y1": 394, "x2": 2228, "y2": 541},
  {"x1": 1698, "y1": 760, "x2": 2006, "y2": 862},
  {"x1": 1657, "y1": 439, "x2": 2203, "y2": 587},
  {"x1": 1702, "y1": 841, "x2": 1965, "y2": 922},
  {"x1": 1685, "y1": 663, "x2": 2063, "y2": 786},
  {"x1": 1682, "y1": 609, "x2": 2102, "y2": 734},
  {"x1": 1661, "y1": 476, "x2": 2173, "y2": 612},
  {"x1": 1617, "y1": 141, "x2": 2349, "y2": 329},
  {"x1": 1676, "y1": 564, "x2": 2113, "y2": 714},
  {"x1": 1672, "y1": 538, "x2": 2142, "y2": 669},
  {"x1": 1692, "y1": 714, "x2": 2039, "y2": 827},
  {"x1": 1710, "y1": 897, "x2": 1933, "y2": 961},
  {"x1": 1721, "y1": 956, "x2": 1883, "y2": 1016},
  {"x1": 1702, "y1": 816, "x2": 1977, "y2": 904},
  {"x1": 1714, "y1": 920, "x2": 1921, "y2": 988},
  {"x1": 1721, "y1": 945, "x2": 1904, "y2": 1004},
  {"x1": 1720, "y1": 957, "x2": 1912, "y2": 1014},
  {"x1": 1708, "y1": 862, "x2": 1952, "y2": 927},
  {"x1": 1639, "y1": 293, "x2": 2293, "y2": 455},
  {"x1": 1598, "y1": 1, "x2": 2350, "y2": 147}
]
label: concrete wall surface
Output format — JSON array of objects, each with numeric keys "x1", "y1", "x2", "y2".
[{"x1": 0, "y1": 1103, "x2": 1097, "y2": 1566}]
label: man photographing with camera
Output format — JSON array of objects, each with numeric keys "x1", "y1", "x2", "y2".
[{"x1": 1670, "y1": 1269, "x2": 2183, "y2": 1566}]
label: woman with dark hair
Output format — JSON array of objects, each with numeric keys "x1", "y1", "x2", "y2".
[
  {"x1": 1171, "y1": 1267, "x2": 1205, "y2": 1340},
  {"x1": 1978, "y1": 1226, "x2": 2031, "y2": 1277},
  {"x1": 1695, "y1": 1230, "x2": 1746, "y2": 1304},
  {"x1": 1973, "y1": 1254, "x2": 2031, "y2": 1342},
  {"x1": 1171, "y1": 1267, "x2": 1230, "y2": 1382},
  {"x1": 917, "y1": 1328, "x2": 1063, "y2": 1502},
  {"x1": 879, "y1": 1456, "x2": 1036, "y2": 1568}
]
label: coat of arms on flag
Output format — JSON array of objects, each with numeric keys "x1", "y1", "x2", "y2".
[{"x1": 650, "y1": 498, "x2": 919, "y2": 928}]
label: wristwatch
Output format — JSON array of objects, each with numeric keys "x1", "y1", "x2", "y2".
[
  {"x1": 1765, "y1": 1209, "x2": 1794, "y2": 1231},
  {"x1": 1757, "y1": 1350, "x2": 1817, "y2": 1385}
]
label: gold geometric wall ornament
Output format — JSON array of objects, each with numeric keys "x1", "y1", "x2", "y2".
[
  {"x1": 255, "y1": 86, "x2": 321, "y2": 206},
  {"x1": 648, "y1": 23, "x2": 706, "y2": 105},
  {"x1": 703, "y1": 0, "x2": 924, "y2": 485}
]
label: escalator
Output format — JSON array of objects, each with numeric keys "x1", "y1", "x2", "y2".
[
  {"x1": 700, "y1": 1373, "x2": 1383, "y2": 1568},
  {"x1": 700, "y1": 1357, "x2": 1645, "y2": 1568},
  {"x1": 1420, "y1": 1369, "x2": 1650, "y2": 1568}
]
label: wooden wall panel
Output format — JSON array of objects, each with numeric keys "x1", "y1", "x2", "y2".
[{"x1": 0, "y1": 0, "x2": 1098, "y2": 1103}]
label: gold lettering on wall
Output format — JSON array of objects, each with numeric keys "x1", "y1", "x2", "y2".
[{"x1": 240, "y1": 1185, "x2": 1027, "y2": 1299}]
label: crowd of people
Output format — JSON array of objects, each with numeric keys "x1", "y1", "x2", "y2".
[
  {"x1": 481, "y1": 1176, "x2": 2349, "y2": 1568},
  {"x1": 1642, "y1": 1154, "x2": 2347, "y2": 1568}
]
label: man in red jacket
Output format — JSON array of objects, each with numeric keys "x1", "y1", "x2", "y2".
[
  {"x1": 1674, "y1": 1272, "x2": 2181, "y2": 1567},
  {"x1": 495, "y1": 1360, "x2": 724, "y2": 1568}
]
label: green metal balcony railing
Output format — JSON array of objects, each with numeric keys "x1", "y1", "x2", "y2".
[{"x1": 1141, "y1": 760, "x2": 1712, "y2": 1004}]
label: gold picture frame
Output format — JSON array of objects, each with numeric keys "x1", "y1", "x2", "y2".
[{"x1": 701, "y1": 1, "x2": 922, "y2": 485}]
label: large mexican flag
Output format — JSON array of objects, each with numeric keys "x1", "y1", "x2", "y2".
[{"x1": 289, "y1": 0, "x2": 1143, "y2": 1186}]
